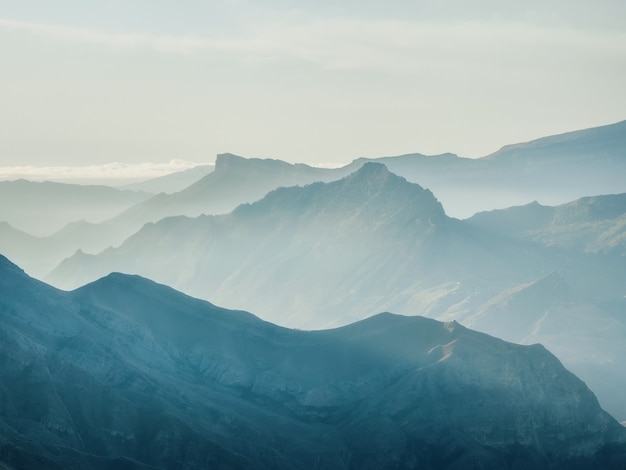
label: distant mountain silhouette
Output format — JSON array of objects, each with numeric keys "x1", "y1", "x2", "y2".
[
  {"x1": 0, "y1": 180, "x2": 151, "y2": 236},
  {"x1": 0, "y1": 155, "x2": 353, "y2": 278},
  {"x1": 114, "y1": 153, "x2": 353, "y2": 225},
  {"x1": 467, "y1": 193, "x2": 626, "y2": 255},
  {"x1": 2, "y1": 254, "x2": 625, "y2": 469},
  {"x1": 4, "y1": 120, "x2": 624, "y2": 277},
  {"x1": 49, "y1": 163, "x2": 550, "y2": 327},
  {"x1": 485, "y1": 119, "x2": 626, "y2": 163},
  {"x1": 118, "y1": 164, "x2": 214, "y2": 194},
  {"x1": 362, "y1": 120, "x2": 626, "y2": 217}
]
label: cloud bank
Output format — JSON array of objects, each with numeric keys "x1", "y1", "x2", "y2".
[{"x1": 0, "y1": 160, "x2": 204, "y2": 185}]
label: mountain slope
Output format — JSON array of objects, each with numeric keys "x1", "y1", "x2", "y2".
[
  {"x1": 0, "y1": 180, "x2": 151, "y2": 237},
  {"x1": 2, "y1": 255, "x2": 626, "y2": 469},
  {"x1": 118, "y1": 164, "x2": 214, "y2": 194},
  {"x1": 0, "y1": 155, "x2": 356, "y2": 279},
  {"x1": 462, "y1": 271, "x2": 626, "y2": 422},
  {"x1": 484, "y1": 119, "x2": 626, "y2": 163},
  {"x1": 362, "y1": 120, "x2": 626, "y2": 217},
  {"x1": 112, "y1": 153, "x2": 353, "y2": 227},
  {"x1": 5, "y1": 120, "x2": 624, "y2": 277},
  {"x1": 467, "y1": 193, "x2": 626, "y2": 255}
]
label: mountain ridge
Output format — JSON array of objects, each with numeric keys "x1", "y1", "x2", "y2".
[
  {"x1": 44, "y1": 164, "x2": 626, "y2": 421},
  {"x1": 0, "y1": 179, "x2": 152, "y2": 237},
  {"x1": 484, "y1": 119, "x2": 626, "y2": 161},
  {"x1": 2, "y1": 120, "x2": 624, "y2": 279},
  {"x1": 47, "y1": 162, "x2": 555, "y2": 331},
  {"x1": 467, "y1": 193, "x2": 626, "y2": 255},
  {"x1": 2, "y1": 254, "x2": 626, "y2": 469}
]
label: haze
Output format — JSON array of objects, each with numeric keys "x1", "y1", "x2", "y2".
[{"x1": 1, "y1": 0, "x2": 625, "y2": 183}]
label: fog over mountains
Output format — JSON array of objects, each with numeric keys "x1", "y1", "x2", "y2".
[
  {"x1": 1, "y1": 120, "x2": 625, "y2": 279},
  {"x1": 0, "y1": 155, "x2": 355, "y2": 279},
  {"x1": 1, "y1": 255, "x2": 625, "y2": 469},
  {"x1": 49, "y1": 163, "x2": 552, "y2": 325},
  {"x1": 118, "y1": 164, "x2": 214, "y2": 195},
  {"x1": 1, "y1": 121, "x2": 626, "y2": 467},
  {"x1": 0, "y1": 180, "x2": 151, "y2": 237},
  {"x1": 356, "y1": 119, "x2": 626, "y2": 218},
  {"x1": 46, "y1": 157, "x2": 626, "y2": 421}
]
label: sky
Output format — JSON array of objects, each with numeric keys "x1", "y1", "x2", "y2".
[{"x1": 1, "y1": 0, "x2": 625, "y2": 182}]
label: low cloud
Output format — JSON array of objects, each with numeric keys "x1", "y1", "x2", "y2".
[{"x1": 0, "y1": 160, "x2": 204, "y2": 185}]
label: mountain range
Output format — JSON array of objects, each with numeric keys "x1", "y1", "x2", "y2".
[
  {"x1": 0, "y1": 180, "x2": 151, "y2": 237},
  {"x1": 118, "y1": 164, "x2": 214, "y2": 194},
  {"x1": 49, "y1": 163, "x2": 554, "y2": 326},
  {"x1": 366, "y1": 119, "x2": 626, "y2": 218},
  {"x1": 467, "y1": 194, "x2": 626, "y2": 255},
  {"x1": 0, "y1": 155, "x2": 355, "y2": 279},
  {"x1": 46, "y1": 161, "x2": 626, "y2": 423},
  {"x1": 2, "y1": 254, "x2": 625, "y2": 469},
  {"x1": 2, "y1": 120, "x2": 624, "y2": 280},
  {"x1": 2, "y1": 120, "x2": 625, "y2": 428}
]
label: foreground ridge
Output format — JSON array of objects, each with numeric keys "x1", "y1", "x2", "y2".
[{"x1": 1, "y1": 255, "x2": 625, "y2": 469}]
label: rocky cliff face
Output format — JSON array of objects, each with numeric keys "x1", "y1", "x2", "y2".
[{"x1": 2, "y1": 255, "x2": 626, "y2": 469}]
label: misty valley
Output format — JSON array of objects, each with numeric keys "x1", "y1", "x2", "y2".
[{"x1": 1, "y1": 121, "x2": 626, "y2": 469}]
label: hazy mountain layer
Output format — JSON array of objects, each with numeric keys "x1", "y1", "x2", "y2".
[
  {"x1": 0, "y1": 180, "x2": 151, "y2": 237},
  {"x1": 113, "y1": 153, "x2": 354, "y2": 227},
  {"x1": 118, "y1": 164, "x2": 214, "y2": 194},
  {"x1": 49, "y1": 163, "x2": 553, "y2": 327},
  {"x1": 362, "y1": 119, "x2": 626, "y2": 218},
  {"x1": 48, "y1": 163, "x2": 626, "y2": 421},
  {"x1": 0, "y1": 155, "x2": 355, "y2": 279},
  {"x1": 4, "y1": 120, "x2": 624, "y2": 278},
  {"x1": 467, "y1": 194, "x2": 626, "y2": 255},
  {"x1": 2, "y1": 255, "x2": 625, "y2": 469}
]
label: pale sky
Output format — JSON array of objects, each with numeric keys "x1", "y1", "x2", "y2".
[{"x1": 1, "y1": 0, "x2": 625, "y2": 180}]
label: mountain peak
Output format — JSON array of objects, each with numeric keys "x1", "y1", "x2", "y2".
[
  {"x1": 215, "y1": 152, "x2": 246, "y2": 166},
  {"x1": 232, "y1": 160, "x2": 446, "y2": 225},
  {"x1": 344, "y1": 161, "x2": 413, "y2": 190},
  {"x1": 342, "y1": 162, "x2": 446, "y2": 218},
  {"x1": 352, "y1": 161, "x2": 390, "y2": 177},
  {"x1": 213, "y1": 153, "x2": 299, "y2": 174}
]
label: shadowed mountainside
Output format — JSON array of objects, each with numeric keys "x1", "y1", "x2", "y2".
[{"x1": 2, "y1": 254, "x2": 626, "y2": 469}]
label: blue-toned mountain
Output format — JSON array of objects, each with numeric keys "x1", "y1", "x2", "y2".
[
  {"x1": 49, "y1": 163, "x2": 549, "y2": 327},
  {"x1": 2, "y1": 255, "x2": 626, "y2": 469}
]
